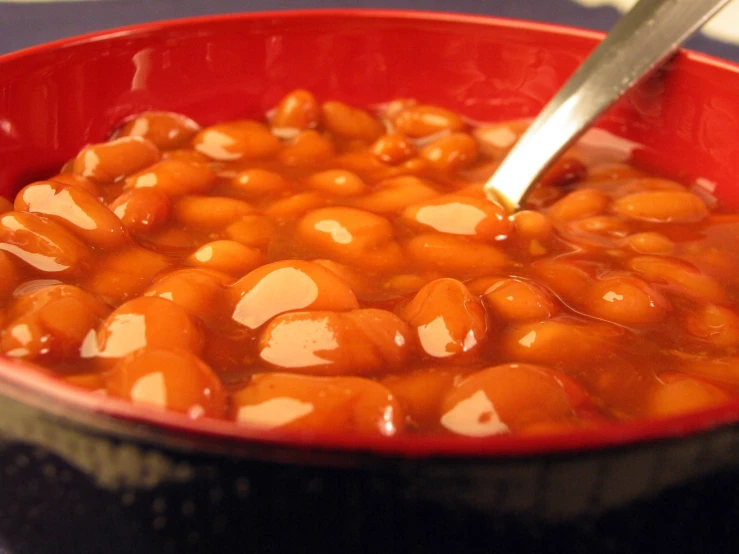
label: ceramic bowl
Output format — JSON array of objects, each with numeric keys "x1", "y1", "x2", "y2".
[{"x1": 2, "y1": 10, "x2": 739, "y2": 554}]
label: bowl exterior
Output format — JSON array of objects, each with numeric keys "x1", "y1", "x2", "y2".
[{"x1": 1, "y1": 391, "x2": 739, "y2": 553}]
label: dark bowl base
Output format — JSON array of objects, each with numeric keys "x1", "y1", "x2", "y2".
[{"x1": 1, "y1": 392, "x2": 738, "y2": 554}]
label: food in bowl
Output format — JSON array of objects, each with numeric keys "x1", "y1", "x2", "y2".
[{"x1": 0, "y1": 88, "x2": 736, "y2": 438}]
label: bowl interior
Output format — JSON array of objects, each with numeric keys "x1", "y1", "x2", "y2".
[{"x1": 3, "y1": 9, "x2": 739, "y2": 456}]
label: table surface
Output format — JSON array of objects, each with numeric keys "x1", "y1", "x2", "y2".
[{"x1": 1, "y1": 0, "x2": 739, "y2": 62}]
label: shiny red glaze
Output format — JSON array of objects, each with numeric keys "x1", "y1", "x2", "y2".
[{"x1": 2, "y1": 10, "x2": 739, "y2": 457}]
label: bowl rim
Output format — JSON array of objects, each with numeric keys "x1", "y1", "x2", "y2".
[
  {"x1": 3, "y1": 8, "x2": 739, "y2": 459},
  {"x1": 0, "y1": 7, "x2": 606, "y2": 63}
]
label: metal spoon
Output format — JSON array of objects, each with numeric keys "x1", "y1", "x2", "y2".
[{"x1": 483, "y1": 0, "x2": 732, "y2": 211}]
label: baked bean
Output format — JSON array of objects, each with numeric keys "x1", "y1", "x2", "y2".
[
  {"x1": 86, "y1": 296, "x2": 203, "y2": 361},
  {"x1": 161, "y1": 149, "x2": 211, "y2": 164},
  {"x1": 144, "y1": 268, "x2": 228, "y2": 322},
  {"x1": 35, "y1": 289, "x2": 109, "y2": 344},
  {"x1": 399, "y1": 278, "x2": 487, "y2": 359},
  {"x1": 529, "y1": 240, "x2": 548, "y2": 258},
  {"x1": 689, "y1": 254, "x2": 739, "y2": 293},
  {"x1": 539, "y1": 156, "x2": 587, "y2": 188},
  {"x1": 223, "y1": 215, "x2": 276, "y2": 248},
  {"x1": 624, "y1": 232, "x2": 674, "y2": 254},
  {"x1": 370, "y1": 133, "x2": 416, "y2": 164},
  {"x1": 231, "y1": 168, "x2": 288, "y2": 197},
  {"x1": 465, "y1": 276, "x2": 505, "y2": 296},
  {"x1": 332, "y1": 151, "x2": 390, "y2": 180},
  {"x1": 277, "y1": 130, "x2": 335, "y2": 166},
  {"x1": 381, "y1": 157, "x2": 430, "y2": 180},
  {"x1": 613, "y1": 191, "x2": 708, "y2": 223},
  {"x1": 258, "y1": 309, "x2": 409, "y2": 375},
  {"x1": 109, "y1": 188, "x2": 171, "y2": 235},
  {"x1": 585, "y1": 162, "x2": 646, "y2": 183},
  {"x1": 202, "y1": 328, "x2": 256, "y2": 374},
  {"x1": 83, "y1": 246, "x2": 170, "y2": 304},
  {"x1": 512, "y1": 210, "x2": 552, "y2": 240},
  {"x1": 646, "y1": 372, "x2": 729, "y2": 417},
  {"x1": 186, "y1": 240, "x2": 263, "y2": 276},
  {"x1": 419, "y1": 133, "x2": 479, "y2": 172},
  {"x1": 383, "y1": 369, "x2": 467, "y2": 428},
  {"x1": 583, "y1": 276, "x2": 669, "y2": 326},
  {"x1": 453, "y1": 185, "x2": 490, "y2": 201},
  {"x1": 500, "y1": 318, "x2": 620, "y2": 367},
  {"x1": 58, "y1": 159, "x2": 75, "y2": 174},
  {"x1": 305, "y1": 169, "x2": 368, "y2": 197},
  {"x1": 473, "y1": 120, "x2": 528, "y2": 159},
  {"x1": 229, "y1": 260, "x2": 358, "y2": 330},
  {"x1": 519, "y1": 420, "x2": 589, "y2": 435},
  {"x1": 458, "y1": 180, "x2": 501, "y2": 201},
  {"x1": 402, "y1": 194, "x2": 511, "y2": 240},
  {"x1": 312, "y1": 259, "x2": 374, "y2": 298},
  {"x1": 270, "y1": 89, "x2": 320, "y2": 131},
  {"x1": 48, "y1": 174, "x2": 102, "y2": 198},
  {"x1": 106, "y1": 349, "x2": 225, "y2": 418},
  {"x1": 0, "y1": 211, "x2": 92, "y2": 277},
  {"x1": 0, "y1": 251, "x2": 20, "y2": 300},
  {"x1": 679, "y1": 358, "x2": 739, "y2": 386},
  {"x1": 566, "y1": 216, "x2": 630, "y2": 238},
  {"x1": 297, "y1": 207, "x2": 404, "y2": 270},
  {"x1": 118, "y1": 111, "x2": 200, "y2": 150},
  {"x1": 579, "y1": 363, "x2": 648, "y2": 416},
  {"x1": 547, "y1": 189, "x2": 610, "y2": 221},
  {"x1": 483, "y1": 278, "x2": 558, "y2": 322},
  {"x1": 349, "y1": 176, "x2": 439, "y2": 215},
  {"x1": 172, "y1": 196, "x2": 254, "y2": 230},
  {"x1": 531, "y1": 257, "x2": 593, "y2": 302},
  {"x1": 685, "y1": 304, "x2": 739, "y2": 346},
  {"x1": 73, "y1": 136, "x2": 160, "y2": 184},
  {"x1": 440, "y1": 364, "x2": 579, "y2": 435},
  {"x1": 382, "y1": 98, "x2": 418, "y2": 120},
  {"x1": 0, "y1": 196, "x2": 12, "y2": 213},
  {"x1": 1, "y1": 316, "x2": 44, "y2": 359},
  {"x1": 320, "y1": 101, "x2": 384, "y2": 142},
  {"x1": 457, "y1": 160, "x2": 499, "y2": 184},
  {"x1": 231, "y1": 373, "x2": 403, "y2": 435},
  {"x1": 380, "y1": 98, "x2": 418, "y2": 120},
  {"x1": 8, "y1": 280, "x2": 67, "y2": 310},
  {"x1": 194, "y1": 121, "x2": 280, "y2": 161},
  {"x1": 15, "y1": 181, "x2": 127, "y2": 249},
  {"x1": 615, "y1": 178, "x2": 686, "y2": 196},
  {"x1": 524, "y1": 185, "x2": 565, "y2": 209},
  {"x1": 628, "y1": 256, "x2": 726, "y2": 303},
  {"x1": 264, "y1": 192, "x2": 327, "y2": 219},
  {"x1": 146, "y1": 227, "x2": 200, "y2": 250},
  {"x1": 405, "y1": 233, "x2": 508, "y2": 277},
  {"x1": 125, "y1": 158, "x2": 217, "y2": 196},
  {"x1": 381, "y1": 273, "x2": 429, "y2": 297},
  {"x1": 1, "y1": 285, "x2": 109, "y2": 362},
  {"x1": 64, "y1": 372, "x2": 105, "y2": 392},
  {"x1": 391, "y1": 105, "x2": 465, "y2": 137}
]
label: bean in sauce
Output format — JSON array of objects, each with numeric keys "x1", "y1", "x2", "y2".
[{"x1": 0, "y1": 90, "x2": 736, "y2": 438}]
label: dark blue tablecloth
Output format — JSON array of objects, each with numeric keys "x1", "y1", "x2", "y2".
[{"x1": 1, "y1": 0, "x2": 738, "y2": 62}]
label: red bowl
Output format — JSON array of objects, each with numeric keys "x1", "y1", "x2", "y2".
[{"x1": 2, "y1": 10, "x2": 739, "y2": 554}]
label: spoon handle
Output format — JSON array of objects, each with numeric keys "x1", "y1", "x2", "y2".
[{"x1": 484, "y1": 0, "x2": 731, "y2": 209}]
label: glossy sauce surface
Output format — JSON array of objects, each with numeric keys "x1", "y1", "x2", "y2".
[{"x1": 2, "y1": 90, "x2": 739, "y2": 438}]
